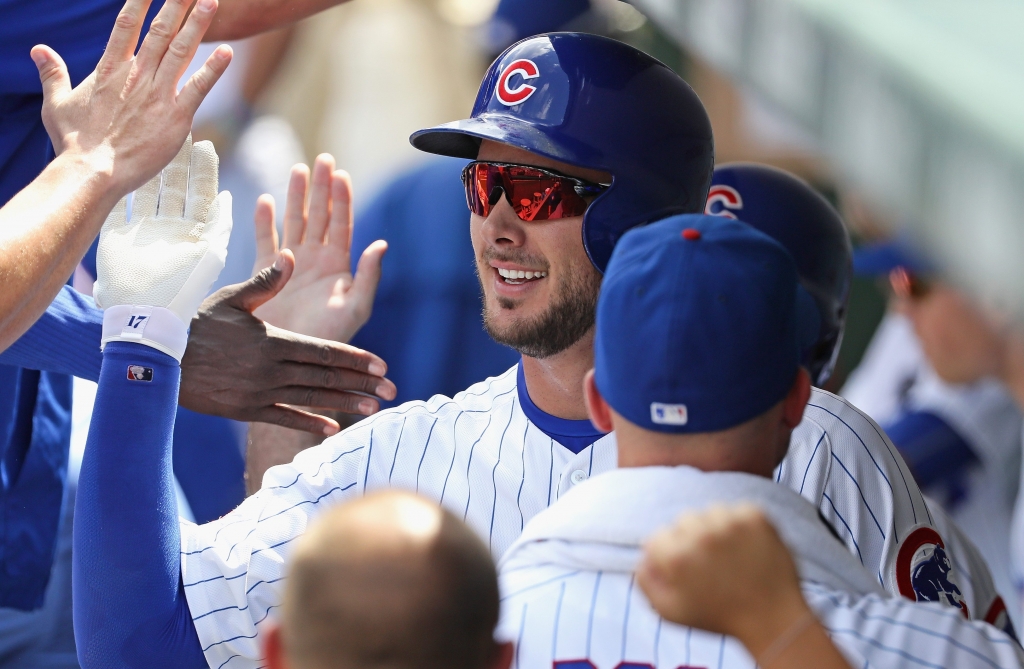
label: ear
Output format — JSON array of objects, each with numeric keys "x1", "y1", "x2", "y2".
[
  {"x1": 782, "y1": 367, "x2": 811, "y2": 429},
  {"x1": 584, "y1": 369, "x2": 614, "y2": 433},
  {"x1": 262, "y1": 623, "x2": 289, "y2": 669},
  {"x1": 489, "y1": 641, "x2": 515, "y2": 669}
]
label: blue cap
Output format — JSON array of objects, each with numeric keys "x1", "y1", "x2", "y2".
[
  {"x1": 595, "y1": 214, "x2": 814, "y2": 433},
  {"x1": 852, "y1": 239, "x2": 933, "y2": 276}
]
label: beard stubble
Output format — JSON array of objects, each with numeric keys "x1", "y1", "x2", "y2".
[{"x1": 477, "y1": 248, "x2": 601, "y2": 359}]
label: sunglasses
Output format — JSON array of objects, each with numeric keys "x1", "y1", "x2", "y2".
[{"x1": 461, "y1": 161, "x2": 610, "y2": 222}]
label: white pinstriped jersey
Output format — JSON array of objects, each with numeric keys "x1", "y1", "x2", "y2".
[
  {"x1": 178, "y1": 367, "x2": 994, "y2": 668},
  {"x1": 497, "y1": 468, "x2": 1024, "y2": 669},
  {"x1": 779, "y1": 389, "x2": 1003, "y2": 625}
]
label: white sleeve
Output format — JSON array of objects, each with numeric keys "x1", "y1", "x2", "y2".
[
  {"x1": 806, "y1": 583, "x2": 1024, "y2": 669},
  {"x1": 778, "y1": 390, "x2": 970, "y2": 608},
  {"x1": 180, "y1": 422, "x2": 374, "y2": 668}
]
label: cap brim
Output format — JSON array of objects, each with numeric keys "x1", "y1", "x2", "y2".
[
  {"x1": 852, "y1": 241, "x2": 932, "y2": 276},
  {"x1": 410, "y1": 114, "x2": 603, "y2": 169}
]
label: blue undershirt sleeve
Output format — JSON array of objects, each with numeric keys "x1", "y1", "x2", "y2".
[
  {"x1": 0, "y1": 286, "x2": 103, "y2": 382},
  {"x1": 72, "y1": 341, "x2": 205, "y2": 668}
]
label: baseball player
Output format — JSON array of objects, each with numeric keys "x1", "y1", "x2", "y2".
[
  {"x1": 497, "y1": 213, "x2": 1024, "y2": 669},
  {"x1": 75, "y1": 33, "x2": 999, "y2": 668}
]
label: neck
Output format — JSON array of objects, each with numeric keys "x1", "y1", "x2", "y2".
[
  {"x1": 520, "y1": 328, "x2": 595, "y2": 420},
  {"x1": 613, "y1": 411, "x2": 787, "y2": 478}
]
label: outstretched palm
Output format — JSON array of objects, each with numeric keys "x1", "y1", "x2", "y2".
[{"x1": 251, "y1": 154, "x2": 387, "y2": 342}]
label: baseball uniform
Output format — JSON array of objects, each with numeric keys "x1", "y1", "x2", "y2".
[{"x1": 497, "y1": 467, "x2": 1024, "y2": 669}]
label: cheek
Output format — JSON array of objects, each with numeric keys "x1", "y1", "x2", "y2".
[{"x1": 469, "y1": 214, "x2": 485, "y2": 257}]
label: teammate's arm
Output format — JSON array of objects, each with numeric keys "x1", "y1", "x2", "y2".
[
  {"x1": 638, "y1": 504, "x2": 854, "y2": 669},
  {"x1": 246, "y1": 154, "x2": 390, "y2": 483},
  {"x1": 202, "y1": 0, "x2": 350, "y2": 41},
  {"x1": 0, "y1": 0, "x2": 230, "y2": 353},
  {"x1": 72, "y1": 136, "x2": 241, "y2": 668}
]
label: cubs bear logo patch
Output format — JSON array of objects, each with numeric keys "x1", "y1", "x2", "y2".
[{"x1": 894, "y1": 526, "x2": 969, "y2": 618}]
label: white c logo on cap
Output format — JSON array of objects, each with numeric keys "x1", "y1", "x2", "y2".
[{"x1": 705, "y1": 184, "x2": 743, "y2": 219}]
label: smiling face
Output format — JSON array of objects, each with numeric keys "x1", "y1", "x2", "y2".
[{"x1": 471, "y1": 141, "x2": 611, "y2": 359}]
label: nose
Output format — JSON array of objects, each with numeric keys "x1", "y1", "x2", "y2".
[{"x1": 481, "y1": 195, "x2": 527, "y2": 248}]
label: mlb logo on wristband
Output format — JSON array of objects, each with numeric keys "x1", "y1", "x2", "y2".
[
  {"x1": 651, "y1": 402, "x2": 688, "y2": 426},
  {"x1": 127, "y1": 365, "x2": 154, "y2": 382}
]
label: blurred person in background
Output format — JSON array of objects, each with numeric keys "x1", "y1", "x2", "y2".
[
  {"x1": 842, "y1": 241, "x2": 1023, "y2": 626},
  {"x1": 262, "y1": 491, "x2": 512, "y2": 669}
]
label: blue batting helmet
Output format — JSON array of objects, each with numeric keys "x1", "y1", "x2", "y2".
[
  {"x1": 411, "y1": 32, "x2": 714, "y2": 272},
  {"x1": 707, "y1": 163, "x2": 852, "y2": 386}
]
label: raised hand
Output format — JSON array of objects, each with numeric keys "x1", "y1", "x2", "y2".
[
  {"x1": 32, "y1": 0, "x2": 232, "y2": 195},
  {"x1": 250, "y1": 154, "x2": 388, "y2": 342},
  {"x1": 94, "y1": 135, "x2": 232, "y2": 361}
]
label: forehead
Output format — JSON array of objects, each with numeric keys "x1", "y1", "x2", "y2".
[{"x1": 477, "y1": 139, "x2": 612, "y2": 184}]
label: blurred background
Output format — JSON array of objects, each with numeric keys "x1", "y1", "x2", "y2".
[{"x1": 183, "y1": 0, "x2": 1024, "y2": 626}]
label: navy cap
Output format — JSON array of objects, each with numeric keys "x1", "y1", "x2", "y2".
[
  {"x1": 595, "y1": 214, "x2": 814, "y2": 433},
  {"x1": 483, "y1": 0, "x2": 591, "y2": 53}
]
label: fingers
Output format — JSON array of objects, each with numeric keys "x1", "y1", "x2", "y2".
[
  {"x1": 305, "y1": 154, "x2": 336, "y2": 244},
  {"x1": 262, "y1": 386, "x2": 380, "y2": 416},
  {"x1": 131, "y1": 170, "x2": 163, "y2": 220},
  {"x1": 220, "y1": 250, "x2": 295, "y2": 312},
  {"x1": 96, "y1": 0, "x2": 153, "y2": 74},
  {"x1": 350, "y1": 240, "x2": 388, "y2": 315},
  {"x1": 176, "y1": 45, "x2": 232, "y2": 117},
  {"x1": 274, "y1": 362, "x2": 396, "y2": 401},
  {"x1": 31, "y1": 46, "x2": 71, "y2": 106},
  {"x1": 154, "y1": 0, "x2": 219, "y2": 93},
  {"x1": 252, "y1": 405, "x2": 341, "y2": 436},
  {"x1": 253, "y1": 195, "x2": 280, "y2": 275},
  {"x1": 282, "y1": 164, "x2": 310, "y2": 248},
  {"x1": 186, "y1": 140, "x2": 220, "y2": 222},
  {"x1": 202, "y1": 190, "x2": 234, "y2": 252},
  {"x1": 157, "y1": 135, "x2": 192, "y2": 217},
  {"x1": 134, "y1": 0, "x2": 192, "y2": 74},
  {"x1": 267, "y1": 328, "x2": 388, "y2": 378},
  {"x1": 328, "y1": 170, "x2": 354, "y2": 271}
]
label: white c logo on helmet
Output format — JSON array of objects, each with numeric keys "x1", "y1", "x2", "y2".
[
  {"x1": 705, "y1": 184, "x2": 743, "y2": 219},
  {"x1": 496, "y1": 59, "x2": 540, "y2": 106}
]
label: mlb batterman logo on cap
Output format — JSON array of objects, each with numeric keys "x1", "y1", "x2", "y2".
[{"x1": 593, "y1": 214, "x2": 819, "y2": 434}]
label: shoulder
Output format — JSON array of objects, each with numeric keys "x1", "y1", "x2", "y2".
[
  {"x1": 317, "y1": 365, "x2": 520, "y2": 444},
  {"x1": 803, "y1": 388, "x2": 892, "y2": 445}
]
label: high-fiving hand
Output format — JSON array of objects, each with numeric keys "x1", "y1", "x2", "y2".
[
  {"x1": 32, "y1": 0, "x2": 232, "y2": 195},
  {"x1": 251, "y1": 154, "x2": 389, "y2": 343}
]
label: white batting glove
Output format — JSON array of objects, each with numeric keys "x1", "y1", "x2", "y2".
[{"x1": 94, "y1": 135, "x2": 232, "y2": 362}]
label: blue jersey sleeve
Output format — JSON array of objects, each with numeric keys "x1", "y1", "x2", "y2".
[
  {"x1": 0, "y1": 286, "x2": 103, "y2": 381},
  {"x1": 72, "y1": 341, "x2": 204, "y2": 668}
]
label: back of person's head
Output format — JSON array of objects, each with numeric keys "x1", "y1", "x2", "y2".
[
  {"x1": 265, "y1": 491, "x2": 510, "y2": 669},
  {"x1": 586, "y1": 214, "x2": 819, "y2": 472}
]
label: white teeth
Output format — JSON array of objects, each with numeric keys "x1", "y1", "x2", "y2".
[{"x1": 497, "y1": 267, "x2": 548, "y2": 281}]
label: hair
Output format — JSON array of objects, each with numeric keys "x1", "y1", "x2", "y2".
[{"x1": 280, "y1": 492, "x2": 500, "y2": 669}]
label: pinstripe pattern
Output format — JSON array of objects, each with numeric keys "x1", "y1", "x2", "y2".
[
  {"x1": 499, "y1": 567, "x2": 1024, "y2": 669},
  {"x1": 181, "y1": 366, "x2": 618, "y2": 667},
  {"x1": 778, "y1": 388, "x2": 997, "y2": 617},
  {"x1": 497, "y1": 468, "x2": 1024, "y2": 669},
  {"x1": 178, "y1": 374, "x2": 992, "y2": 668}
]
